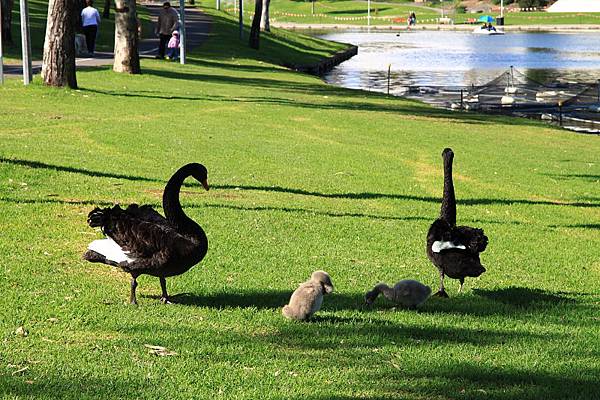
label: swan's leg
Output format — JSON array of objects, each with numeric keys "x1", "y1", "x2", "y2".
[
  {"x1": 434, "y1": 271, "x2": 449, "y2": 298},
  {"x1": 458, "y1": 278, "x2": 465, "y2": 293},
  {"x1": 130, "y1": 275, "x2": 139, "y2": 305},
  {"x1": 159, "y1": 277, "x2": 171, "y2": 304}
]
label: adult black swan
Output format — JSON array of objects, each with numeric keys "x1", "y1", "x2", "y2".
[
  {"x1": 426, "y1": 149, "x2": 488, "y2": 297},
  {"x1": 83, "y1": 163, "x2": 209, "y2": 305}
]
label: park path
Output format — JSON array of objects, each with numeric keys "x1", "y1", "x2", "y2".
[{"x1": 4, "y1": 2, "x2": 211, "y2": 77}]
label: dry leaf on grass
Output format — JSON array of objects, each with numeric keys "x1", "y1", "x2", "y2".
[
  {"x1": 15, "y1": 326, "x2": 28, "y2": 337},
  {"x1": 144, "y1": 344, "x2": 177, "y2": 356},
  {"x1": 12, "y1": 366, "x2": 29, "y2": 375}
]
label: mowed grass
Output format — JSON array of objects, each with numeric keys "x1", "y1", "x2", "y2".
[
  {"x1": 1, "y1": 7, "x2": 600, "y2": 400},
  {"x1": 215, "y1": 0, "x2": 600, "y2": 26}
]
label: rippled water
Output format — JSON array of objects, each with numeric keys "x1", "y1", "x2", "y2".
[{"x1": 320, "y1": 31, "x2": 600, "y2": 93}]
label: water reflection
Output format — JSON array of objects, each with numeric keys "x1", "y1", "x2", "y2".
[{"x1": 320, "y1": 31, "x2": 600, "y2": 91}]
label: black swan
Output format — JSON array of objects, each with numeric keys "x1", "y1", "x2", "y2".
[
  {"x1": 83, "y1": 163, "x2": 209, "y2": 305},
  {"x1": 426, "y1": 149, "x2": 488, "y2": 298},
  {"x1": 282, "y1": 271, "x2": 334, "y2": 321},
  {"x1": 365, "y1": 280, "x2": 431, "y2": 309}
]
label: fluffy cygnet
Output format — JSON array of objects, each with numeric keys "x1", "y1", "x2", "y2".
[
  {"x1": 282, "y1": 271, "x2": 334, "y2": 321},
  {"x1": 365, "y1": 279, "x2": 431, "y2": 309}
]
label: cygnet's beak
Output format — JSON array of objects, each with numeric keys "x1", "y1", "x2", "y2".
[{"x1": 201, "y1": 179, "x2": 210, "y2": 191}]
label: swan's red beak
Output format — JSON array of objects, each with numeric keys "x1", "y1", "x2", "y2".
[{"x1": 201, "y1": 179, "x2": 209, "y2": 191}]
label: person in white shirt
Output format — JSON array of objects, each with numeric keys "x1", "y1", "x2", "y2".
[{"x1": 81, "y1": 0, "x2": 101, "y2": 55}]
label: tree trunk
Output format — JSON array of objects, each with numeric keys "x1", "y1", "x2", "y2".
[
  {"x1": 259, "y1": 0, "x2": 270, "y2": 32},
  {"x1": 248, "y1": 0, "x2": 262, "y2": 49},
  {"x1": 113, "y1": 0, "x2": 140, "y2": 74},
  {"x1": 102, "y1": 0, "x2": 111, "y2": 19},
  {"x1": 0, "y1": 0, "x2": 13, "y2": 44},
  {"x1": 41, "y1": 0, "x2": 77, "y2": 88}
]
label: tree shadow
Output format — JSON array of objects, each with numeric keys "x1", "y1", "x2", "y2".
[
  {"x1": 0, "y1": 375, "x2": 146, "y2": 399},
  {"x1": 0, "y1": 196, "x2": 114, "y2": 207},
  {"x1": 551, "y1": 223, "x2": 600, "y2": 230},
  {"x1": 0, "y1": 157, "x2": 161, "y2": 183},
  {"x1": 327, "y1": 8, "x2": 391, "y2": 15},
  {"x1": 544, "y1": 173, "x2": 600, "y2": 182},
  {"x1": 210, "y1": 184, "x2": 600, "y2": 208},
  {"x1": 364, "y1": 361, "x2": 600, "y2": 400},
  {"x1": 199, "y1": 202, "x2": 427, "y2": 222}
]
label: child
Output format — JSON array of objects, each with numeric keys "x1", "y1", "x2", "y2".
[{"x1": 166, "y1": 30, "x2": 180, "y2": 61}]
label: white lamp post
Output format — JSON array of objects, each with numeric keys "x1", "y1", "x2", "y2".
[
  {"x1": 179, "y1": 0, "x2": 186, "y2": 64},
  {"x1": 0, "y1": 2, "x2": 4, "y2": 84}
]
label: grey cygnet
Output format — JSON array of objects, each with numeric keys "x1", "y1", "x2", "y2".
[
  {"x1": 282, "y1": 270, "x2": 334, "y2": 321},
  {"x1": 365, "y1": 279, "x2": 431, "y2": 309}
]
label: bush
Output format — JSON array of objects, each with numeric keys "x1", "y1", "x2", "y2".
[{"x1": 455, "y1": 5, "x2": 466, "y2": 13}]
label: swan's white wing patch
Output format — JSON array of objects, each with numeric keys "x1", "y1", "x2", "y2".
[
  {"x1": 432, "y1": 240, "x2": 466, "y2": 253},
  {"x1": 88, "y1": 238, "x2": 136, "y2": 264}
]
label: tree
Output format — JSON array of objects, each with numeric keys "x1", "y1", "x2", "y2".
[
  {"x1": 41, "y1": 0, "x2": 78, "y2": 88},
  {"x1": 113, "y1": 0, "x2": 140, "y2": 74},
  {"x1": 102, "y1": 0, "x2": 111, "y2": 19},
  {"x1": 248, "y1": 0, "x2": 262, "y2": 49},
  {"x1": 260, "y1": 0, "x2": 270, "y2": 32},
  {"x1": 1, "y1": 0, "x2": 13, "y2": 44}
]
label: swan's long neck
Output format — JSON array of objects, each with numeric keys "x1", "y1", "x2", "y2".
[
  {"x1": 163, "y1": 166, "x2": 206, "y2": 245},
  {"x1": 440, "y1": 150, "x2": 456, "y2": 226}
]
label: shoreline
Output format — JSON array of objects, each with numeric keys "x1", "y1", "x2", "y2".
[{"x1": 273, "y1": 22, "x2": 600, "y2": 33}]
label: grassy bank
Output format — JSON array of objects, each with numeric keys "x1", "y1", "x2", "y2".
[
  {"x1": 215, "y1": 0, "x2": 600, "y2": 26},
  {"x1": 1, "y1": 6, "x2": 600, "y2": 400}
]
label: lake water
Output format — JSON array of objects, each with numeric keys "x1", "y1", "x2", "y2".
[{"x1": 320, "y1": 31, "x2": 600, "y2": 93}]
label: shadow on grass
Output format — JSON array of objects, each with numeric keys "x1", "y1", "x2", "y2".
[
  {"x1": 473, "y1": 287, "x2": 576, "y2": 308},
  {"x1": 0, "y1": 375, "x2": 148, "y2": 399},
  {"x1": 3, "y1": 157, "x2": 598, "y2": 210},
  {"x1": 0, "y1": 196, "x2": 114, "y2": 207},
  {"x1": 200, "y1": 202, "x2": 428, "y2": 222},
  {"x1": 0, "y1": 157, "x2": 162, "y2": 183},
  {"x1": 327, "y1": 7, "x2": 392, "y2": 15},
  {"x1": 210, "y1": 184, "x2": 600, "y2": 209},
  {"x1": 165, "y1": 289, "x2": 365, "y2": 311},
  {"x1": 420, "y1": 286, "x2": 591, "y2": 321},
  {"x1": 363, "y1": 361, "x2": 600, "y2": 400},
  {"x1": 97, "y1": 69, "x2": 547, "y2": 129},
  {"x1": 545, "y1": 173, "x2": 600, "y2": 182}
]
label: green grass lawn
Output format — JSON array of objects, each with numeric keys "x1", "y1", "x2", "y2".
[
  {"x1": 1, "y1": 6, "x2": 600, "y2": 400},
  {"x1": 212, "y1": 0, "x2": 600, "y2": 26}
]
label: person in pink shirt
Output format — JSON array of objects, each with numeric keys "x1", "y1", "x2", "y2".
[{"x1": 166, "y1": 30, "x2": 180, "y2": 61}]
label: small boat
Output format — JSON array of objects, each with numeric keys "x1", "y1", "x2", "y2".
[{"x1": 472, "y1": 26, "x2": 504, "y2": 35}]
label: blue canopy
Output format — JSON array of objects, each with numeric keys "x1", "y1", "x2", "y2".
[{"x1": 478, "y1": 15, "x2": 495, "y2": 23}]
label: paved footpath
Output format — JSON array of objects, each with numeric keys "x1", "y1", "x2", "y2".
[{"x1": 4, "y1": 2, "x2": 211, "y2": 77}]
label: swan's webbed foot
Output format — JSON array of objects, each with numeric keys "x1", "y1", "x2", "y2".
[
  {"x1": 160, "y1": 296, "x2": 172, "y2": 304},
  {"x1": 433, "y1": 290, "x2": 449, "y2": 298}
]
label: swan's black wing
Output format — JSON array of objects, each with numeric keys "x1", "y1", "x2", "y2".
[
  {"x1": 453, "y1": 225, "x2": 488, "y2": 253},
  {"x1": 124, "y1": 204, "x2": 169, "y2": 226},
  {"x1": 87, "y1": 206, "x2": 191, "y2": 270}
]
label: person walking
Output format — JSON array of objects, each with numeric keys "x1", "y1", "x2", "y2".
[
  {"x1": 81, "y1": 0, "x2": 101, "y2": 56},
  {"x1": 155, "y1": 2, "x2": 180, "y2": 59}
]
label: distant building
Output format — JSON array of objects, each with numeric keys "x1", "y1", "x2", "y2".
[{"x1": 547, "y1": 0, "x2": 600, "y2": 12}]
